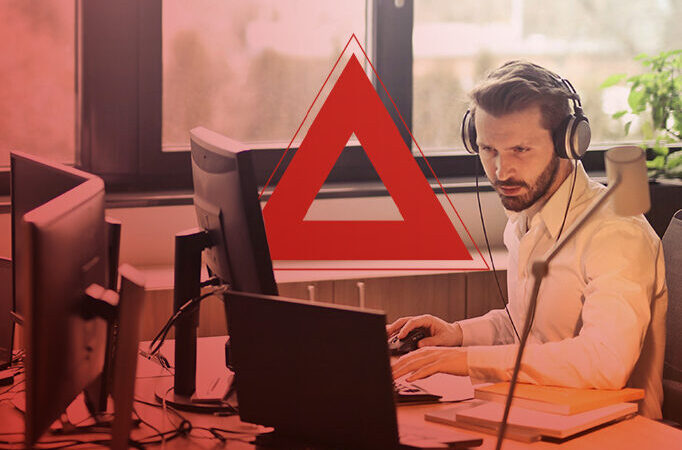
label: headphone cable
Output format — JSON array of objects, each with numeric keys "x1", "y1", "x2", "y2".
[
  {"x1": 556, "y1": 159, "x2": 578, "y2": 241},
  {"x1": 474, "y1": 157, "x2": 521, "y2": 343},
  {"x1": 526, "y1": 158, "x2": 578, "y2": 337}
]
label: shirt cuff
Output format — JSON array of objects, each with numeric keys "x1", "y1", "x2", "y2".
[
  {"x1": 466, "y1": 344, "x2": 517, "y2": 381},
  {"x1": 458, "y1": 316, "x2": 496, "y2": 347}
]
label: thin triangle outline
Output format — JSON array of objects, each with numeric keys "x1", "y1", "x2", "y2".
[{"x1": 261, "y1": 34, "x2": 489, "y2": 270}]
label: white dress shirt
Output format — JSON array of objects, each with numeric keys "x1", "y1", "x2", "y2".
[{"x1": 458, "y1": 162, "x2": 668, "y2": 418}]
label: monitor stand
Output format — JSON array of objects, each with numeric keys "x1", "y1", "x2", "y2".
[
  {"x1": 153, "y1": 228, "x2": 235, "y2": 413},
  {"x1": 154, "y1": 377, "x2": 237, "y2": 414}
]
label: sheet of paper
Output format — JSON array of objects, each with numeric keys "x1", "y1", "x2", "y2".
[{"x1": 410, "y1": 373, "x2": 474, "y2": 402}]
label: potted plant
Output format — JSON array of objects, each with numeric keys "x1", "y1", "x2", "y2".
[{"x1": 601, "y1": 50, "x2": 682, "y2": 237}]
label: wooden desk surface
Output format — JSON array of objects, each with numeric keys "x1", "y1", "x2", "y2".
[{"x1": 1, "y1": 336, "x2": 680, "y2": 449}]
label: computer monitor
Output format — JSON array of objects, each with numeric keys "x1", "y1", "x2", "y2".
[
  {"x1": 225, "y1": 290, "x2": 400, "y2": 450},
  {"x1": 161, "y1": 128, "x2": 278, "y2": 403},
  {"x1": 189, "y1": 126, "x2": 277, "y2": 294},
  {"x1": 10, "y1": 152, "x2": 88, "y2": 318},
  {"x1": 0, "y1": 257, "x2": 13, "y2": 369},
  {"x1": 11, "y1": 152, "x2": 109, "y2": 446}
]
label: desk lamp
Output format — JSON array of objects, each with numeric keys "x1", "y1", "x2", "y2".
[{"x1": 496, "y1": 146, "x2": 651, "y2": 449}]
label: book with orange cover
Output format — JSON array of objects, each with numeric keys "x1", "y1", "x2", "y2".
[
  {"x1": 425, "y1": 401, "x2": 638, "y2": 441},
  {"x1": 474, "y1": 382, "x2": 644, "y2": 415}
]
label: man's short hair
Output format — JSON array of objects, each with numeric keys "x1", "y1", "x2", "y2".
[{"x1": 469, "y1": 60, "x2": 578, "y2": 133}]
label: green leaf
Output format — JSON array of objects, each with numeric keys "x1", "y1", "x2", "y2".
[
  {"x1": 624, "y1": 121, "x2": 632, "y2": 136},
  {"x1": 652, "y1": 143, "x2": 669, "y2": 157},
  {"x1": 647, "y1": 155, "x2": 665, "y2": 169},
  {"x1": 601, "y1": 74, "x2": 627, "y2": 88},
  {"x1": 663, "y1": 163, "x2": 682, "y2": 180},
  {"x1": 611, "y1": 110, "x2": 628, "y2": 120},
  {"x1": 628, "y1": 88, "x2": 647, "y2": 113},
  {"x1": 666, "y1": 151, "x2": 682, "y2": 169}
]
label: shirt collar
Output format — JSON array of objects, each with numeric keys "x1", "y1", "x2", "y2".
[
  {"x1": 537, "y1": 161, "x2": 589, "y2": 240},
  {"x1": 504, "y1": 161, "x2": 590, "y2": 239}
]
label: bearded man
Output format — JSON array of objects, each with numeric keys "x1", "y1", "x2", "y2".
[{"x1": 391, "y1": 61, "x2": 667, "y2": 419}]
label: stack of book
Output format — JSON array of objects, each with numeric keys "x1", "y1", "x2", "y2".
[{"x1": 425, "y1": 383, "x2": 643, "y2": 442}]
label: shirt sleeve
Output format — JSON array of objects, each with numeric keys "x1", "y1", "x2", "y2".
[
  {"x1": 465, "y1": 219, "x2": 660, "y2": 390},
  {"x1": 457, "y1": 308, "x2": 518, "y2": 346}
]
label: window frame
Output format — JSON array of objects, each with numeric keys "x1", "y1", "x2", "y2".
[
  {"x1": 1, "y1": 0, "x2": 619, "y2": 203},
  {"x1": 78, "y1": 0, "x2": 424, "y2": 193}
]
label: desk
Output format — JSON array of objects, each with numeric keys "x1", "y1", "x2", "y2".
[{"x1": 1, "y1": 337, "x2": 681, "y2": 449}]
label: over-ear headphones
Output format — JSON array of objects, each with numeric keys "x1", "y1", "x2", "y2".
[{"x1": 461, "y1": 76, "x2": 591, "y2": 160}]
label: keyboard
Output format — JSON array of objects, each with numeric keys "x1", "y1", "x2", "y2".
[{"x1": 394, "y1": 380, "x2": 442, "y2": 404}]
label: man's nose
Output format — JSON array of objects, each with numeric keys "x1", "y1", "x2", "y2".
[{"x1": 495, "y1": 153, "x2": 515, "y2": 181}]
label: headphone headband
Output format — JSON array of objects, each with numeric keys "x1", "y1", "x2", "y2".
[{"x1": 461, "y1": 72, "x2": 591, "y2": 159}]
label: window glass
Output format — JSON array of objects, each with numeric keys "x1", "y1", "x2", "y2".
[
  {"x1": 162, "y1": 0, "x2": 366, "y2": 150},
  {"x1": 0, "y1": 0, "x2": 76, "y2": 167},
  {"x1": 413, "y1": 0, "x2": 682, "y2": 154}
]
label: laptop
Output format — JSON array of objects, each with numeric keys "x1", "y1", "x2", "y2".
[{"x1": 224, "y1": 291, "x2": 482, "y2": 449}]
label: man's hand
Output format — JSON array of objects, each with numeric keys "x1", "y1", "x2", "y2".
[
  {"x1": 392, "y1": 347, "x2": 469, "y2": 382},
  {"x1": 386, "y1": 315, "x2": 463, "y2": 348}
]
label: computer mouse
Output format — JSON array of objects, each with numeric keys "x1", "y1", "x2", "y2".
[{"x1": 388, "y1": 326, "x2": 430, "y2": 356}]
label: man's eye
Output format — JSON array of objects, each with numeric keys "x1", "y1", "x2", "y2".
[{"x1": 513, "y1": 147, "x2": 529, "y2": 153}]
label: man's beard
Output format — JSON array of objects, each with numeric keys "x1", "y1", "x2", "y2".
[{"x1": 495, "y1": 155, "x2": 560, "y2": 212}]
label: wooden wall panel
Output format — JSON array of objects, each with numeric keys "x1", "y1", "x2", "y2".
[
  {"x1": 332, "y1": 279, "x2": 361, "y2": 307},
  {"x1": 139, "y1": 288, "x2": 174, "y2": 341},
  {"x1": 333, "y1": 273, "x2": 466, "y2": 325},
  {"x1": 276, "y1": 281, "x2": 334, "y2": 304},
  {"x1": 465, "y1": 271, "x2": 508, "y2": 319},
  {"x1": 138, "y1": 270, "x2": 506, "y2": 341}
]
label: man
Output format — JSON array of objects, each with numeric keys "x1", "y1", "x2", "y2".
[{"x1": 391, "y1": 61, "x2": 668, "y2": 419}]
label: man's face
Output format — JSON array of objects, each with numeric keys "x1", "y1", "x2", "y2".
[{"x1": 475, "y1": 105, "x2": 559, "y2": 212}]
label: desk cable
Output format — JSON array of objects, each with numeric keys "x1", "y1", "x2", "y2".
[{"x1": 148, "y1": 279, "x2": 228, "y2": 358}]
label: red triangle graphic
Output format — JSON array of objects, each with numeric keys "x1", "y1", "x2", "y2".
[{"x1": 263, "y1": 53, "x2": 472, "y2": 261}]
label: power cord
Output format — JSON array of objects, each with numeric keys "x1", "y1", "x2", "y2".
[
  {"x1": 148, "y1": 282, "x2": 228, "y2": 357},
  {"x1": 131, "y1": 397, "x2": 249, "y2": 448}
]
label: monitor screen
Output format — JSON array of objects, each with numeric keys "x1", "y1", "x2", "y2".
[
  {"x1": 190, "y1": 127, "x2": 277, "y2": 295},
  {"x1": 11, "y1": 152, "x2": 109, "y2": 446},
  {"x1": 0, "y1": 257, "x2": 13, "y2": 369}
]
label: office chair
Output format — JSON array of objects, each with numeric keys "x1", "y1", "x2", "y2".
[{"x1": 662, "y1": 209, "x2": 682, "y2": 427}]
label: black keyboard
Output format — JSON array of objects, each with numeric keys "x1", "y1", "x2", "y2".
[{"x1": 394, "y1": 380, "x2": 442, "y2": 404}]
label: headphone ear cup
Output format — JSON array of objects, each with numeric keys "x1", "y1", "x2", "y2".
[
  {"x1": 554, "y1": 114, "x2": 591, "y2": 160},
  {"x1": 461, "y1": 109, "x2": 479, "y2": 154},
  {"x1": 569, "y1": 116, "x2": 591, "y2": 159}
]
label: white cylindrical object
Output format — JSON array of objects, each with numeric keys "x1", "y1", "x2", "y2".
[
  {"x1": 356, "y1": 282, "x2": 365, "y2": 309},
  {"x1": 307, "y1": 284, "x2": 316, "y2": 302},
  {"x1": 605, "y1": 146, "x2": 651, "y2": 216}
]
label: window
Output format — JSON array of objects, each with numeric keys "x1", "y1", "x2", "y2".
[
  {"x1": 4, "y1": 1, "x2": 679, "y2": 196},
  {"x1": 0, "y1": 0, "x2": 75, "y2": 167},
  {"x1": 162, "y1": 0, "x2": 367, "y2": 150},
  {"x1": 412, "y1": 0, "x2": 682, "y2": 154}
]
